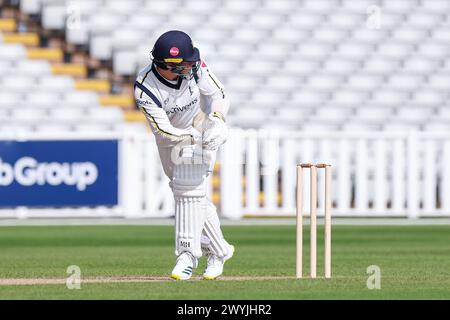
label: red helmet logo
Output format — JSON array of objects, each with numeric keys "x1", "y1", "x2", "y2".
[{"x1": 169, "y1": 47, "x2": 179, "y2": 56}]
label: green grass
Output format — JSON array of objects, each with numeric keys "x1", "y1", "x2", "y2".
[{"x1": 0, "y1": 225, "x2": 449, "y2": 299}]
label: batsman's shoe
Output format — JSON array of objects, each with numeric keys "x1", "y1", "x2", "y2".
[
  {"x1": 203, "y1": 245, "x2": 235, "y2": 280},
  {"x1": 171, "y1": 252, "x2": 198, "y2": 280}
]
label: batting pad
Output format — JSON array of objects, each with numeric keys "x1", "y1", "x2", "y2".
[
  {"x1": 201, "y1": 200, "x2": 232, "y2": 258},
  {"x1": 172, "y1": 161, "x2": 208, "y2": 258}
]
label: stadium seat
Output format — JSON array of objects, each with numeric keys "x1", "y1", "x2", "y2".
[
  {"x1": 326, "y1": 13, "x2": 363, "y2": 30},
  {"x1": 0, "y1": 60, "x2": 11, "y2": 73},
  {"x1": 144, "y1": 0, "x2": 182, "y2": 15},
  {"x1": 11, "y1": 108, "x2": 48, "y2": 123},
  {"x1": 302, "y1": 0, "x2": 339, "y2": 13},
  {"x1": 225, "y1": 87, "x2": 248, "y2": 102},
  {"x1": 127, "y1": 14, "x2": 165, "y2": 32},
  {"x1": 88, "y1": 107, "x2": 124, "y2": 122},
  {"x1": 410, "y1": 91, "x2": 444, "y2": 107},
  {"x1": 322, "y1": 59, "x2": 359, "y2": 75},
  {"x1": 431, "y1": 107, "x2": 450, "y2": 120},
  {"x1": 423, "y1": 122, "x2": 450, "y2": 132},
  {"x1": 112, "y1": 29, "x2": 147, "y2": 50},
  {"x1": 14, "y1": 60, "x2": 51, "y2": 76},
  {"x1": 217, "y1": 43, "x2": 253, "y2": 60},
  {"x1": 383, "y1": 0, "x2": 416, "y2": 13},
  {"x1": 0, "y1": 44, "x2": 27, "y2": 61},
  {"x1": 395, "y1": 107, "x2": 433, "y2": 123},
  {"x1": 391, "y1": 27, "x2": 428, "y2": 44},
  {"x1": 355, "y1": 106, "x2": 394, "y2": 123},
  {"x1": 225, "y1": 74, "x2": 262, "y2": 92},
  {"x1": 249, "y1": 92, "x2": 287, "y2": 107},
  {"x1": 301, "y1": 123, "x2": 341, "y2": 132},
  {"x1": 386, "y1": 74, "x2": 423, "y2": 92},
  {"x1": 265, "y1": 76, "x2": 298, "y2": 92},
  {"x1": 0, "y1": 108, "x2": 10, "y2": 119},
  {"x1": 194, "y1": 28, "x2": 230, "y2": 44},
  {"x1": 313, "y1": 28, "x2": 347, "y2": 44},
  {"x1": 416, "y1": 42, "x2": 448, "y2": 60},
  {"x1": 296, "y1": 42, "x2": 331, "y2": 60},
  {"x1": 314, "y1": 107, "x2": 353, "y2": 122},
  {"x1": 380, "y1": 13, "x2": 405, "y2": 29},
  {"x1": 406, "y1": 12, "x2": 440, "y2": 29},
  {"x1": 241, "y1": 61, "x2": 279, "y2": 76},
  {"x1": 38, "y1": 75, "x2": 75, "y2": 92},
  {"x1": 224, "y1": 0, "x2": 260, "y2": 13},
  {"x1": 288, "y1": 12, "x2": 323, "y2": 30},
  {"x1": 371, "y1": 91, "x2": 407, "y2": 106},
  {"x1": 42, "y1": 5, "x2": 66, "y2": 30},
  {"x1": 341, "y1": 123, "x2": 381, "y2": 132},
  {"x1": 351, "y1": 29, "x2": 388, "y2": 44},
  {"x1": 290, "y1": 91, "x2": 327, "y2": 107},
  {"x1": 346, "y1": 74, "x2": 382, "y2": 92},
  {"x1": 89, "y1": 13, "x2": 126, "y2": 35},
  {"x1": 62, "y1": 91, "x2": 100, "y2": 108},
  {"x1": 382, "y1": 122, "x2": 419, "y2": 131},
  {"x1": 209, "y1": 13, "x2": 246, "y2": 30},
  {"x1": 0, "y1": 92, "x2": 21, "y2": 108},
  {"x1": 421, "y1": 0, "x2": 450, "y2": 13},
  {"x1": 329, "y1": 91, "x2": 368, "y2": 107},
  {"x1": 34, "y1": 123, "x2": 74, "y2": 132},
  {"x1": 376, "y1": 42, "x2": 413, "y2": 60},
  {"x1": 113, "y1": 50, "x2": 138, "y2": 76},
  {"x1": 1, "y1": 75, "x2": 36, "y2": 92},
  {"x1": 206, "y1": 60, "x2": 240, "y2": 78},
  {"x1": 262, "y1": 0, "x2": 296, "y2": 13},
  {"x1": 256, "y1": 43, "x2": 293, "y2": 59},
  {"x1": 74, "y1": 123, "x2": 115, "y2": 132},
  {"x1": 272, "y1": 28, "x2": 308, "y2": 45},
  {"x1": 0, "y1": 123, "x2": 34, "y2": 133},
  {"x1": 304, "y1": 74, "x2": 341, "y2": 92},
  {"x1": 104, "y1": 0, "x2": 142, "y2": 15},
  {"x1": 280, "y1": 60, "x2": 319, "y2": 75},
  {"x1": 248, "y1": 13, "x2": 284, "y2": 30},
  {"x1": 66, "y1": 19, "x2": 89, "y2": 45},
  {"x1": 362, "y1": 58, "x2": 399, "y2": 75},
  {"x1": 49, "y1": 107, "x2": 86, "y2": 123},
  {"x1": 90, "y1": 35, "x2": 113, "y2": 60},
  {"x1": 341, "y1": 0, "x2": 376, "y2": 13},
  {"x1": 25, "y1": 92, "x2": 61, "y2": 108},
  {"x1": 166, "y1": 14, "x2": 204, "y2": 30},
  {"x1": 427, "y1": 73, "x2": 450, "y2": 91},
  {"x1": 431, "y1": 27, "x2": 450, "y2": 43},
  {"x1": 20, "y1": 0, "x2": 41, "y2": 15},
  {"x1": 402, "y1": 58, "x2": 438, "y2": 74},
  {"x1": 276, "y1": 107, "x2": 313, "y2": 122}
]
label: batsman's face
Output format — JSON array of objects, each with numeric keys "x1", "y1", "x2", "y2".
[{"x1": 169, "y1": 61, "x2": 196, "y2": 75}]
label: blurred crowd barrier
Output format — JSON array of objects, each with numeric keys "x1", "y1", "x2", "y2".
[{"x1": 1, "y1": 128, "x2": 450, "y2": 219}]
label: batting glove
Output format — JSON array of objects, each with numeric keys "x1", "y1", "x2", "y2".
[{"x1": 203, "y1": 112, "x2": 229, "y2": 151}]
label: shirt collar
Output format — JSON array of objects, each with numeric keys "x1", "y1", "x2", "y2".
[{"x1": 152, "y1": 63, "x2": 183, "y2": 90}]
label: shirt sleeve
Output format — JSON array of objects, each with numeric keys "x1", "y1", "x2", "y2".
[
  {"x1": 195, "y1": 60, "x2": 230, "y2": 119},
  {"x1": 134, "y1": 81, "x2": 193, "y2": 145}
]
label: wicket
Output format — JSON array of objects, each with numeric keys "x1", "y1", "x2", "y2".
[{"x1": 296, "y1": 163, "x2": 332, "y2": 279}]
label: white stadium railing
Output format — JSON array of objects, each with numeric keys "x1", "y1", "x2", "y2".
[
  {"x1": 221, "y1": 129, "x2": 450, "y2": 219},
  {"x1": 1, "y1": 128, "x2": 450, "y2": 219}
]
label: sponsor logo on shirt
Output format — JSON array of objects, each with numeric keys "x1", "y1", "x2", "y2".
[
  {"x1": 136, "y1": 99, "x2": 155, "y2": 107},
  {"x1": 166, "y1": 98, "x2": 198, "y2": 115}
]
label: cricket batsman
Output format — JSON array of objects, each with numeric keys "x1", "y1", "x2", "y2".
[{"x1": 134, "y1": 30, "x2": 234, "y2": 280}]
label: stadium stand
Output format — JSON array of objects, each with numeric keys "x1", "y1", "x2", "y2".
[
  {"x1": 0, "y1": 0, "x2": 147, "y2": 134},
  {"x1": 0, "y1": 0, "x2": 449, "y2": 132}
]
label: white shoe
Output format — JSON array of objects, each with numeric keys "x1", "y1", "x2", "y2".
[
  {"x1": 171, "y1": 252, "x2": 198, "y2": 280},
  {"x1": 203, "y1": 245, "x2": 235, "y2": 280}
]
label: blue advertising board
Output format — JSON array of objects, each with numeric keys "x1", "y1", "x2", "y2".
[{"x1": 0, "y1": 140, "x2": 118, "y2": 207}]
